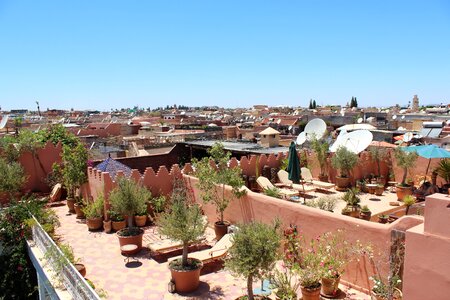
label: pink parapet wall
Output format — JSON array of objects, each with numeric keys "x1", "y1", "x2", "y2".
[{"x1": 402, "y1": 193, "x2": 450, "y2": 300}]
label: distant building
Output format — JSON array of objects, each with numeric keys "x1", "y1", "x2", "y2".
[
  {"x1": 259, "y1": 127, "x2": 280, "y2": 148},
  {"x1": 412, "y1": 95, "x2": 419, "y2": 112}
]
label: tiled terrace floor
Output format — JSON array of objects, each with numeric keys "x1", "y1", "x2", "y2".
[{"x1": 53, "y1": 202, "x2": 372, "y2": 300}]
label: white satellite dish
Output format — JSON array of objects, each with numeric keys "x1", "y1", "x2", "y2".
[
  {"x1": 401, "y1": 115, "x2": 405, "y2": 120},
  {"x1": 296, "y1": 132, "x2": 306, "y2": 145},
  {"x1": 304, "y1": 118, "x2": 327, "y2": 141},
  {"x1": 392, "y1": 115, "x2": 397, "y2": 120},
  {"x1": 340, "y1": 110, "x2": 345, "y2": 117},
  {"x1": 127, "y1": 119, "x2": 132, "y2": 125},
  {"x1": 0, "y1": 115, "x2": 9, "y2": 129},
  {"x1": 330, "y1": 130, "x2": 373, "y2": 154},
  {"x1": 386, "y1": 109, "x2": 390, "y2": 113},
  {"x1": 288, "y1": 125, "x2": 293, "y2": 131},
  {"x1": 403, "y1": 132, "x2": 413, "y2": 142},
  {"x1": 357, "y1": 118, "x2": 363, "y2": 124},
  {"x1": 277, "y1": 119, "x2": 281, "y2": 124},
  {"x1": 329, "y1": 129, "x2": 348, "y2": 152}
]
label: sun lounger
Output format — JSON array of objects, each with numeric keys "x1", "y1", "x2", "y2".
[
  {"x1": 276, "y1": 170, "x2": 316, "y2": 193},
  {"x1": 169, "y1": 233, "x2": 234, "y2": 264},
  {"x1": 149, "y1": 238, "x2": 185, "y2": 255},
  {"x1": 300, "y1": 168, "x2": 335, "y2": 190},
  {"x1": 256, "y1": 176, "x2": 299, "y2": 197}
]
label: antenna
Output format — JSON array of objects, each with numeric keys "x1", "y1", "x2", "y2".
[
  {"x1": 296, "y1": 132, "x2": 306, "y2": 145},
  {"x1": 304, "y1": 118, "x2": 327, "y2": 141},
  {"x1": 357, "y1": 118, "x2": 363, "y2": 124}
]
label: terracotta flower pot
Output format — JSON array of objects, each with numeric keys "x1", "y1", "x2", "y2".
[
  {"x1": 86, "y1": 217, "x2": 103, "y2": 231},
  {"x1": 134, "y1": 215, "x2": 147, "y2": 227},
  {"x1": 214, "y1": 221, "x2": 230, "y2": 240},
  {"x1": 169, "y1": 258, "x2": 203, "y2": 293},
  {"x1": 375, "y1": 186, "x2": 384, "y2": 196},
  {"x1": 66, "y1": 198, "x2": 76, "y2": 213},
  {"x1": 112, "y1": 220, "x2": 126, "y2": 232},
  {"x1": 75, "y1": 263, "x2": 86, "y2": 277},
  {"x1": 74, "y1": 203, "x2": 85, "y2": 219},
  {"x1": 318, "y1": 174, "x2": 329, "y2": 182},
  {"x1": 396, "y1": 185, "x2": 412, "y2": 201},
  {"x1": 378, "y1": 216, "x2": 389, "y2": 224},
  {"x1": 321, "y1": 276, "x2": 340, "y2": 297},
  {"x1": 360, "y1": 211, "x2": 372, "y2": 221},
  {"x1": 335, "y1": 176, "x2": 350, "y2": 191},
  {"x1": 117, "y1": 228, "x2": 144, "y2": 254},
  {"x1": 301, "y1": 284, "x2": 321, "y2": 300}
]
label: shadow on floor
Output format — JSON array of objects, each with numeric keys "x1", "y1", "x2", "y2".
[{"x1": 175, "y1": 282, "x2": 226, "y2": 300}]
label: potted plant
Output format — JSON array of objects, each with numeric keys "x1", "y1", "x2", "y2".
[
  {"x1": 310, "y1": 137, "x2": 330, "y2": 182},
  {"x1": 342, "y1": 188, "x2": 361, "y2": 218},
  {"x1": 369, "y1": 147, "x2": 387, "y2": 183},
  {"x1": 356, "y1": 179, "x2": 367, "y2": 193},
  {"x1": 109, "y1": 210, "x2": 126, "y2": 232},
  {"x1": 331, "y1": 147, "x2": 358, "y2": 190},
  {"x1": 225, "y1": 220, "x2": 281, "y2": 300},
  {"x1": 359, "y1": 205, "x2": 372, "y2": 221},
  {"x1": 73, "y1": 198, "x2": 86, "y2": 219},
  {"x1": 375, "y1": 184, "x2": 384, "y2": 196},
  {"x1": 270, "y1": 264, "x2": 300, "y2": 300},
  {"x1": 193, "y1": 142, "x2": 246, "y2": 240},
  {"x1": 61, "y1": 143, "x2": 88, "y2": 213},
  {"x1": 134, "y1": 206, "x2": 147, "y2": 227},
  {"x1": 147, "y1": 194, "x2": 167, "y2": 219},
  {"x1": 82, "y1": 196, "x2": 104, "y2": 231},
  {"x1": 403, "y1": 195, "x2": 415, "y2": 215},
  {"x1": 378, "y1": 214, "x2": 389, "y2": 224},
  {"x1": 394, "y1": 148, "x2": 418, "y2": 201},
  {"x1": 109, "y1": 177, "x2": 150, "y2": 253},
  {"x1": 263, "y1": 187, "x2": 282, "y2": 199},
  {"x1": 341, "y1": 207, "x2": 351, "y2": 216},
  {"x1": 436, "y1": 158, "x2": 450, "y2": 191},
  {"x1": 157, "y1": 177, "x2": 207, "y2": 293},
  {"x1": 0, "y1": 158, "x2": 26, "y2": 204}
]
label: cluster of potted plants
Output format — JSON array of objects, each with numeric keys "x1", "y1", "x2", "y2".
[
  {"x1": 394, "y1": 148, "x2": 418, "y2": 201},
  {"x1": 310, "y1": 136, "x2": 330, "y2": 182},
  {"x1": 341, "y1": 187, "x2": 361, "y2": 218}
]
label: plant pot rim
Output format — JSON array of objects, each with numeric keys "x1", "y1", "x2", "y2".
[
  {"x1": 215, "y1": 220, "x2": 230, "y2": 226},
  {"x1": 87, "y1": 216, "x2": 103, "y2": 220},
  {"x1": 169, "y1": 257, "x2": 203, "y2": 272},
  {"x1": 117, "y1": 227, "x2": 144, "y2": 237},
  {"x1": 301, "y1": 282, "x2": 322, "y2": 290}
]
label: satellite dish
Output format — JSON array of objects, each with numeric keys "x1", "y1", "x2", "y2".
[
  {"x1": 277, "y1": 119, "x2": 281, "y2": 124},
  {"x1": 304, "y1": 118, "x2": 327, "y2": 141},
  {"x1": 329, "y1": 129, "x2": 348, "y2": 152},
  {"x1": 0, "y1": 115, "x2": 9, "y2": 129},
  {"x1": 340, "y1": 110, "x2": 345, "y2": 117},
  {"x1": 330, "y1": 130, "x2": 373, "y2": 154},
  {"x1": 392, "y1": 115, "x2": 397, "y2": 120},
  {"x1": 296, "y1": 132, "x2": 306, "y2": 145},
  {"x1": 127, "y1": 119, "x2": 132, "y2": 125},
  {"x1": 357, "y1": 118, "x2": 363, "y2": 124},
  {"x1": 403, "y1": 132, "x2": 413, "y2": 142},
  {"x1": 288, "y1": 125, "x2": 293, "y2": 131},
  {"x1": 386, "y1": 109, "x2": 390, "y2": 113},
  {"x1": 401, "y1": 115, "x2": 405, "y2": 120}
]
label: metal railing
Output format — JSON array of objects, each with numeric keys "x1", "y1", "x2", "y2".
[{"x1": 31, "y1": 215, "x2": 101, "y2": 300}]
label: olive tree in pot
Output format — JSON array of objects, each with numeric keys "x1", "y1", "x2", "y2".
[
  {"x1": 109, "y1": 177, "x2": 151, "y2": 254},
  {"x1": 193, "y1": 142, "x2": 246, "y2": 240},
  {"x1": 369, "y1": 146, "x2": 387, "y2": 184},
  {"x1": 225, "y1": 220, "x2": 281, "y2": 300},
  {"x1": 62, "y1": 143, "x2": 88, "y2": 213},
  {"x1": 0, "y1": 157, "x2": 26, "y2": 204},
  {"x1": 393, "y1": 148, "x2": 418, "y2": 201},
  {"x1": 157, "y1": 177, "x2": 207, "y2": 293},
  {"x1": 331, "y1": 146, "x2": 358, "y2": 190},
  {"x1": 310, "y1": 136, "x2": 330, "y2": 182}
]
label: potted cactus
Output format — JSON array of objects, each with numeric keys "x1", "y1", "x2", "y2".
[{"x1": 359, "y1": 205, "x2": 372, "y2": 221}]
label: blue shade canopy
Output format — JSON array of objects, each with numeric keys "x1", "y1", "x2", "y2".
[
  {"x1": 96, "y1": 157, "x2": 132, "y2": 179},
  {"x1": 287, "y1": 141, "x2": 301, "y2": 184},
  {"x1": 401, "y1": 145, "x2": 450, "y2": 159}
]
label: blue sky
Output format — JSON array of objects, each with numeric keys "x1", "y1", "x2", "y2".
[{"x1": 0, "y1": 1, "x2": 449, "y2": 111}]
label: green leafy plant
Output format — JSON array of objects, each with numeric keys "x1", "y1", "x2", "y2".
[
  {"x1": 342, "y1": 187, "x2": 361, "y2": 207},
  {"x1": 109, "y1": 177, "x2": 151, "y2": 229},
  {"x1": 360, "y1": 205, "x2": 371, "y2": 213},
  {"x1": 62, "y1": 143, "x2": 88, "y2": 199},
  {"x1": 436, "y1": 158, "x2": 450, "y2": 184},
  {"x1": 82, "y1": 196, "x2": 104, "y2": 219},
  {"x1": 109, "y1": 210, "x2": 124, "y2": 222},
  {"x1": 270, "y1": 265, "x2": 300, "y2": 300},
  {"x1": 394, "y1": 148, "x2": 418, "y2": 186},
  {"x1": 0, "y1": 158, "x2": 26, "y2": 201},
  {"x1": 369, "y1": 147, "x2": 387, "y2": 178},
  {"x1": 292, "y1": 236, "x2": 323, "y2": 289},
  {"x1": 157, "y1": 177, "x2": 207, "y2": 270},
  {"x1": 403, "y1": 195, "x2": 415, "y2": 215},
  {"x1": 310, "y1": 136, "x2": 330, "y2": 177},
  {"x1": 225, "y1": 220, "x2": 281, "y2": 300},
  {"x1": 263, "y1": 187, "x2": 282, "y2": 199},
  {"x1": 331, "y1": 146, "x2": 358, "y2": 178},
  {"x1": 149, "y1": 195, "x2": 166, "y2": 214},
  {"x1": 193, "y1": 142, "x2": 246, "y2": 225}
]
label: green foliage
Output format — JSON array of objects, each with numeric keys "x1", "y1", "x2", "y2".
[
  {"x1": 193, "y1": 142, "x2": 246, "y2": 224},
  {"x1": 38, "y1": 124, "x2": 80, "y2": 148},
  {"x1": 342, "y1": 187, "x2": 361, "y2": 207},
  {"x1": 436, "y1": 158, "x2": 450, "y2": 183},
  {"x1": 310, "y1": 136, "x2": 329, "y2": 176},
  {"x1": 62, "y1": 143, "x2": 88, "y2": 198},
  {"x1": 225, "y1": 220, "x2": 281, "y2": 300},
  {"x1": 108, "y1": 210, "x2": 124, "y2": 222},
  {"x1": 0, "y1": 157, "x2": 26, "y2": 200},
  {"x1": 360, "y1": 205, "x2": 371, "y2": 213},
  {"x1": 350, "y1": 96, "x2": 358, "y2": 108},
  {"x1": 0, "y1": 198, "x2": 59, "y2": 299},
  {"x1": 109, "y1": 177, "x2": 151, "y2": 228},
  {"x1": 331, "y1": 146, "x2": 358, "y2": 177},
  {"x1": 148, "y1": 195, "x2": 167, "y2": 214},
  {"x1": 305, "y1": 196, "x2": 338, "y2": 212},
  {"x1": 15, "y1": 129, "x2": 43, "y2": 154},
  {"x1": 394, "y1": 148, "x2": 418, "y2": 186},
  {"x1": 82, "y1": 196, "x2": 104, "y2": 219},
  {"x1": 0, "y1": 135, "x2": 20, "y2": 162},
  {"x1": 369, "y1": 146, "x2": 387, "y2": 177},
  {"x1": 263, "y1": 187, "x2": 282, "y2": 199},
  {"x1": 157, "y1": 178, "x2": 206, "y2": 268}
]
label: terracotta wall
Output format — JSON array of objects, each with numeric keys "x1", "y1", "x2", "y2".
[
  {"x1": 402, "y1": 193, "x2": 450, "y2": 300},
  {"x1": 18, "y1": 141, "x2": 62, "y2": 193}
]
